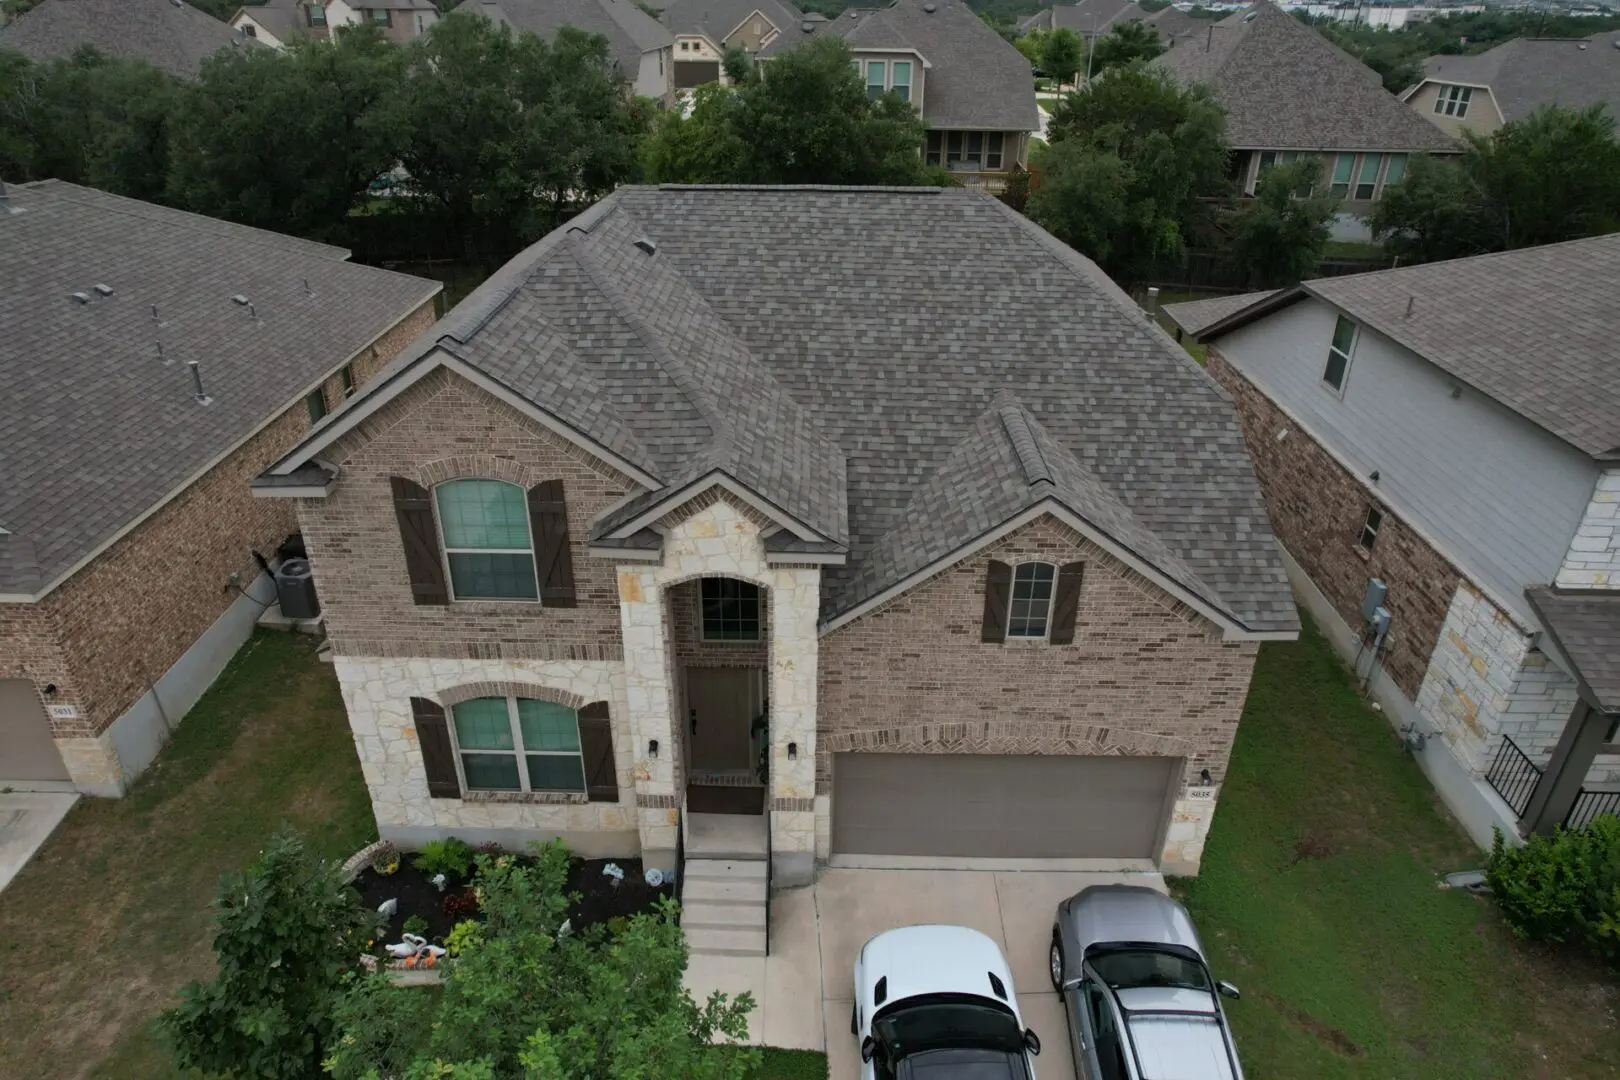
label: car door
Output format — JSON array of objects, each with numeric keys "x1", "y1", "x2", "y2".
[
  {"x1": 1079, "y1": 968, "x2": 1131, "y2": 1080},
  {"x1": 1063, "y1": 981, "x2": 1101, "y2": 1080}
]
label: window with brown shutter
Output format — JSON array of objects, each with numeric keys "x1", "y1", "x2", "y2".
[
  {"x1": 982, "y1": 560, "x2": 1012, "y2": 643},
  {"x1": 528, "y1": 479, "x2": 577, "y2": 607},
  {"x1": 1048, "y1": 562, "x2": 1085, "y2": 644},
  {"x1": 391, "y1": 477, "x2": 449, "y2": 606},
  {"x1": 578, "y1": 701, "x2": 618, "y2": 803},
  {"x1": 410, "y1": 697, "x2": 461, "y2": 798}
]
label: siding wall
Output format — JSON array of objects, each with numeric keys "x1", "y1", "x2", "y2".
[{"x1": 1405, "y1": 81, "x2": 1501, "y2": 137}]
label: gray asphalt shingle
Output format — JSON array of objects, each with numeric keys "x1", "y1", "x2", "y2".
[
  {"x1": 1418, "y1": 31, "x2": 1620, "y2": 124},
  {"x1": 660, "y1": 0, "x2": 803, "y2": 45},
  {"x1": 477, "y1": 0, "x2": 671, "y2": 72},
  {"x1": 1162, "y1": 289, "x2": 1278, "y2": 337},
  {"x1": 1525, "y1": 587, "x2": 1620, "y2": 713},
  {"x1": 0, "y1": 0, "x2": 252, "y2": 78},
  {"x1": 0, "y1": 181, "x2": 440, "y2": 595}
]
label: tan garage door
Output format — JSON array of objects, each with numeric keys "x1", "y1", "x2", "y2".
[
  {"x1": 0, "y1": 680, "x2": 70, "y2": 784},
  {"x1": 832, "y1": 753, "x2": 1178, "y2": 859}
]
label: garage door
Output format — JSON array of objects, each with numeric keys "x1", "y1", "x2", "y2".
[
  {"x1": 0, "y1": 680, "x2": 70, "y2": 784},
  {"x1": 675, "y1": 61, "x2": 720, "y2": 89},
  {"x1": 832, "y1": 753, "x2": 1178, "y2": 859}
]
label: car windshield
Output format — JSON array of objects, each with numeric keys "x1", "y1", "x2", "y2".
[
  {"x1": 872, "y1": 994, "x2": 1025, "y2": 1060},
  {"x1": 1090, "y1": 948, "x2": 1213, "y2": 993}
]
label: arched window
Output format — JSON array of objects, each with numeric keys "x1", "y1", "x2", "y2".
[
  {"x1": 434, "y1": 479, "x2": 537, "y2": 601},
  {"x1": 450, "y1": 696, "x2": 584, "y2": 793},
  {"x1": 1007, "y1": 562, "x2": 1057, "y2": 638}
]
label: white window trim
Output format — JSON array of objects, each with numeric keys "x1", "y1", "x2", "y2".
[
  {"x1": 930, "y1": 130, "x2": 1007, "y2": 172},
  {"x1": 449, "y1": 697, "x2": 586, "y2": 795},
  {"x1": 1006, "y1": 560, "x2": 1057, "y2": 641},
  {"x1": 1323, "y1": 316, "x2": 1357, "y2": 398},
  {"x1": 698, "y1": 577, "x2": 763, "y2": 643},
  {"x1": 433, "y1": 479, "x2": 542, "y2": 604},
  {"x1": 1435, "y1": 84, "x2": 1472, "y2": 118},
  {"x1": 1358, "y1": 505, "x2": 1383, "y2": 551}
]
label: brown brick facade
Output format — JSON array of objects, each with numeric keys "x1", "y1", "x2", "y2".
[
  {"x1": 1207, "y1": 347, "x2": 1461, "y2": 698},
  {"x1": 814, "y1": 515, "x2": 1261, "y2": 794},
  {"x1": 2, "y1": 301, "x2": 436, "y2": 741},
  {"x1": 299, "y1": 369, "x2": 635, "y2": 661}
]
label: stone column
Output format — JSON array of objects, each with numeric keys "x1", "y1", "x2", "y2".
[
  {"x1": 618, "y1": 568, "x2": 679, "y2": 872},
  {"x1": 768, "y1": 565, "x2": 821, "y2": 887}
]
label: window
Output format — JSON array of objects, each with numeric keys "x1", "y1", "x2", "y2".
[
  {"x1": 434, "y1": 479, "x2": 538, "y2": 601},
  {"x1": 1434, "y1": 84, "x2": 1472, "y2": 118},
  {"x1": 701, "y1": 578, "x2": 761, "y2": 641},
  {"x1": 1358, "y1": 505, "x2": 1383, "y2": 551},
  {"x1": 866, "y1": 60, "x2": 886, "y2": 100},
  {"x1": 1383, "y1": 153, "x2": 1407, "y2": 188},
  {"x1": 986, "y1": 131, "x2": 1003, "y2": 170},
  {"x1": 307, "y1": 2, "x2": 326, "y2": 26},
  {"x1": 417, "y1": 13, "x2": 425, "y2": 32},
  {"x1": 1329, "y1": 152, "x2": 1354, "y2": 197},
  {"x1": 1323, "y1": 314, "x2": 1357, "y2": 393},
  {"x1": 241, "y1": 22, "x2": 256, "y2": 36},
  {"x1": 339, "y1": 363, "x2": 355, "y2": 396},
  {"x1": 1007, "y1": 562, "x2": 1056, "y2": 638},
  {"x1": 681, "y1": 41, "x2": 691, "y2": 51},
  {"x1": 925, "y1": 129, "x2": 942, "y2": 166},
  {"x1": 369, "y1": 7, "x2": 392, "y2": 25},
  {"x1": 451, "y1": 697, "x2": 585, "y2": 793},
  {"x1": 946, "y1": 130, "x2": 964, "y2": 164},
  {"x1": 1354, "y1": 153, "x2": 1383, "y2": 200},
  {"x1": 891, "y1": 60, "x2": 911, "y2": 102},
  {"x1": 306, "y1": 388, "x2": 328, "y2": 424}
]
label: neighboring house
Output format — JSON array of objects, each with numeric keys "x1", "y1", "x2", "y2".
[
  {"x1": 763, "y1": 0, "x2": 1040, "y2": 191},
  {"x1": 1401, "y1": 31, "x2": 1620, "y2": 137},
  {"x1": 1151, "y1": 0, "x2": 1457, "y2": 240},
  {"x1": 232, "y1": 0, "x2": 330, "y2": 46},
  {"x1": 0, "y1": 180, "x2": 439, "y2": 797},
  {"x1": 660, "y1": 0, "x2": 803, "y2": 87},
  {"x1": 253, "y1": 184, "x2": 1298, "y2": 912},
  {"x1": 1166, "y1": 234, "x2": 1620, "y2": 849},
  {"x1": 233, "y1": 0, "x2": 438, "y2": 46},
  {"x1": 0, "y1": 0, "x2": 253, "y2": 78},
  {"x1": 474, "y1": 0, "x2": 674, "y2": 101},
  {"x1": 1019, "y1": 0, "x2": 1201, "y2": 46}
]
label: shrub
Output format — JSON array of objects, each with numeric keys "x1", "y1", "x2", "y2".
[
  {"x1": 443, "y1": 887, "x2": 480, "y2": 920},
  {"x1": 401, "y1": 914, "x2": 430, "y2": 939},
  {"x1": 414, "y1": 836, "x2": 474, "y2": 880},
  {"x1": 445, "y1": 919, "x2": 484, "y2": 957},
  {"x1": 1487, "y1": 817, "x2": 1620, "y2": 964}
]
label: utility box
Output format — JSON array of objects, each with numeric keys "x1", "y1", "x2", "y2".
[
  {"x1": 1361, "y1": 578, "x2": 1387, "y2": 623},
  {"x1": 275, "y1": 558, "x2": 321, "y2": 620}
]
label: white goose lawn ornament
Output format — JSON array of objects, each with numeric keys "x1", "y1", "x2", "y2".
[
  {"x1": 376, "y1": 897, "x2": 398, "y2": 919},
  {"x1": 385, "y1": 933, "x2": 427, "y2": 959}
]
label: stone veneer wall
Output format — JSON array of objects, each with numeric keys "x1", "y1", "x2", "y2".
[
  {"x1": 1557, "y1": 469, "x2": 1620, "y2": 588},
  {"x1": 815, "y1": 514, "x2": 1260, "y2": 875}
]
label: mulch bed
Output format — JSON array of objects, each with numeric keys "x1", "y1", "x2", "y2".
[{"x1": 352, "y1": 853, "x2": 676, "y2": 948}]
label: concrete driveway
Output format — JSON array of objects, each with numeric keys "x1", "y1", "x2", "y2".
[{"x1": 684, "y1": 866, "x2": 1167, "y2": 1078}]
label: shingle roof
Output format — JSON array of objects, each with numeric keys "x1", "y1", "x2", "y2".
[
  {"x1": 0, "y1": 181, "x2": 440, "y2": 596},
  {"x1": 235, "y1": 1, "x2": 305, "y2": 44},
  {"x1": 764, "y1": 0, "x2": 1038, "y2": 132},
  {"x1": 474, "y1": 0, "x2": 671, "y2": 71},
  {"x1": 1022, "y1": 0, "x2": 1197, "y2": 41},
  {"x1": 1162, "y1": 289, "x2": 1278, "y2": 337},
  {"x1": 1198, "y1": 232, "x2": 1620, "y2": 459},
  {"x1": 1525, "y1": 587, "x2": 1620, "y2": 713},
  {"x1": 0, "y1": 0, "x2": 252, "y2": 78},
  {"x1": 660, "y1": 0, "x2": 803, "y2": 46},
  {"x1": 1417, "y1": 31, "x2": 1620, "y2": 125},
  {"x1": 274, "y1": 186, "x2": 1295, "y2": 633},
  {"x1": 1151, "y1": 0, "x2": 1457, "y2": 152}
]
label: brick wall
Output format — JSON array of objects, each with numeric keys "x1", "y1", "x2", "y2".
[
  {"x1": 1, "y1": 301, "x2": 435, "y2": 740},
  {"x1": 1208, "y1": 347, "x2": 1460, "y2": 699},
  {"x1": 0, "y1": 603, "x2": 78, "y2": 735},
  {"x1": 300, "y1": 368, "x2": 634, "y2": 660},
  {"x1": 814, "y1": 515, "x2": 1260, "y2": 793}
]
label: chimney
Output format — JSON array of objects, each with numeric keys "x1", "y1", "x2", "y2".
[
  {"x1": 1146, "y1": 286, "x2": 1160, "y2": 318},
  {"x1": 1205, "y1": 24, "x2": 1212, "y2": 50},
  {"x1": 188, "y1": 360, "x2": 213, "y2": 405}
]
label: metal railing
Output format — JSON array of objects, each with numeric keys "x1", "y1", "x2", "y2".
[
  {"x1": 1565, "y1": 788, "x2": 1620, "y2": 831},
  {"x1": 1485, "y1": 736, "x2": 1541, "y2": 819}
]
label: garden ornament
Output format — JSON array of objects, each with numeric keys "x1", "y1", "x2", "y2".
[
  {"x1": 644, "y1": 867, "x2": 665, "y2": 887},
  {"x1": 385, "y1": 933, "x2": 427, "y2": 959},
  {"x1": 431, "y1": 872, "x2": 448, "y2": 892},
  {"x1": 602, "y1": 862, "x2": 625, "y2": 884},
  {"x1": 377, "y1": 897, "x2": 398, "y2": 918}
]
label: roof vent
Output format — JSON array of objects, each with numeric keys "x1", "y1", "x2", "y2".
[
  {"x1": 633, "y1": 236, "x2": 658, "y2": 256},
  {"x1": 801, "y1": 18, "x2": 814, "y2": 30},
  {"x1": 70, "y1": 291, "x2": 92, "y2": 305},
  {"x1": 231, "y1": 294, "x2": 250, "y2": 306},
  {"x1": 188, "y1": 360, "x2": 214, "y2": 406},
  {"x1": 93, "y1": 283, "x2": 114, "y2": 297},
  {"x1": 1579, "y1": 42, "x2": 1588, "y2": 50},
  {"x1": 923, "y1": 1, "x2": 936, "y2": 11},
  {"x1": 1242, "y1": 10, "x2": 1257, "y2": 20}
]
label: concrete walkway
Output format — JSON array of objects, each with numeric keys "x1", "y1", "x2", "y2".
[
  {"x1": 0, "y1": 791, "x2": 77, "y2": 895},
  {"x1": 683, "y1": 865, "x2": 1167, "y2": 1077}
]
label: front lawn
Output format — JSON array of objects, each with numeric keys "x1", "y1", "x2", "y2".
[
  {"x1": 1176, "y1": 615, "x2": 1619, "y2": 1079},
  {"x1": 0, "y1": 631, "x2": 376, "y2": 1080}
]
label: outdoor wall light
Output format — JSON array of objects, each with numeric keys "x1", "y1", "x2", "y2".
[
  {"x1": 1200, "y1": 768, "x2": 1212, "y2": 785},
  {"x1": 648, "y1": 740, "x2": 659, "y2": 758},
  {"x1": 787, "y1": 742, "x2": 798, "y2": 760},
  {"x1": 42, "y1": 684, "x2": 57, "y2": 697}
]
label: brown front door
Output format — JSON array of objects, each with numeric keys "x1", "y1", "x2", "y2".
[
  {"x1": 0, "y1": 680, "x2": 70, "y2": 784},
  {"x1": 685, "y1": 666, "x2": 760, "y2": 773}
]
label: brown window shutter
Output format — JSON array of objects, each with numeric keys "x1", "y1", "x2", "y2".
[
  {"x1": 982, "y1": 560, "x2": 1012, "y2": 643},
  {"x1": 578, "y1": 701, "x2": 617, "y2": 803},
  {"x1": 1049, "y1": 562, "x2": 1085, "y2": 645},
  {"x1": 410, "y1": 697, "x2": 461, "y2": 799},
  {"x1": 391, "y1": 476, "x2": 448, "y2": 606},
  {"x1": 529, "y1": 479, "x2": 577, "y2": 608}
]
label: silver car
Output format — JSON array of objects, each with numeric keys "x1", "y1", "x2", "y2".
[{"x1": 1049, "y1": 885, "x2": 1244, "y2": 1080}]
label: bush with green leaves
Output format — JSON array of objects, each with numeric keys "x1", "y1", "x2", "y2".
[
  {"x1": 414, "y1": 836, "x2": 475, "y2": 880},
  {"x1": 326, "y1": 841, "x2": 759, "y2": 1079},
  {"x1": 1487, "y1": 816, "x2": 1620, "y2": 964},
  {"x1": 161, "y1": 828, "x2": 377, "y2": 1080}
]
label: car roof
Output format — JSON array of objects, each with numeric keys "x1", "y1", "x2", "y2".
[
  {"x1": 1128, "y1": 1012, "x2": 1238, "y2": 1080},
  {"x1": 1063, "y1": 885, "x2": 1206, "y2": 957},
  {"x1": 862, "y1": 925, "x2": 1016, "y2": 1009}
]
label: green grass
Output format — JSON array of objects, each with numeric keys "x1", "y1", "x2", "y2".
[
  {"x1": 1175, "y1": 614, "x2": 1620, "y2": 1080},
  {"x1": 0, "y1": 631, "x2": 377, "y2": 1080},
  {"x1": 1038, "y1": 98, "x2": 1054, "y2": 113},
  {"x1": 748, "y1": 1048, "x2": 829, "y2": 1080},
  {"x1": 1322, "y1": 239, "x2": 1388, "y2": 260}
]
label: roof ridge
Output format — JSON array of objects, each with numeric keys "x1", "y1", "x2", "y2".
[{"x1": 996, "y1": 400, "x2": 1053, "y2": 487}]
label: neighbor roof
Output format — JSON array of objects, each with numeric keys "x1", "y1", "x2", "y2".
[
  {"x1": 474, "y1": 0, "x2": 671, "y2": 72},
  {"x1": 234, "y1": 0, "x2": 305, "y2": 44},
  {"x1": 1196, "y1": 232, "x2": 1620, "y2": 459},
  {"x1": 264, "y1": 186, "x2": 1297, "y2": 635},
  {"x1": 1525, "y1": 588, "x2": 1620, "y2": 714},
  {"x1": 1414, "y1": 31, "x2": 1620, "y2": 124},
  {"x1": 0, "y1": 181, "x2": 439, "y2": 597},
  {"x1": 1162, "y1": 289, "x2": 1278, "y2": 338},
  {"x1": 661, "y1": 0, "x2": 802, "y2": 46},
  {"x1": 1022, "y1": 0, "x2": 1199, "y2": 42},
  {"x1": 1151, "y1": 0, "x2": 1456, "y2": 152},
  {"x1": 0, "y1": 0, "x2": 251, "y2": 77},
  {"x1": 766, "y1": 0, "x2": 1038, "y2": 131}
]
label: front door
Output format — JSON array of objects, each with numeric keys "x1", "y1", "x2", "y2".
[
  {"x1": 0, "y1": 680, "x2": 71, "y2": 785},
  {"x1": 685, "y1": 666, "x2": 760, "y2": 773}
]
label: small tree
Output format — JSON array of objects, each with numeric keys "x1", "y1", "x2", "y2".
[
  {"x1": 1089, "y1": 20, "x2": 1164, "y2": 74},
  {"x1": 1015, "y1": 29, "x2": 1047, "y2": 69},
  {"x1": 1227, "y1": 158, "x2": 1339, "y2": 288},
  {"x1": 721, "y1": 44, "x2": 751, "y2": 84},
  {"x1": 1039, "y1": 28, "x2": 1084, "y2": 86},
  {"x1": 162, "y1": 829, "x2": 376, "y2": 1080}
]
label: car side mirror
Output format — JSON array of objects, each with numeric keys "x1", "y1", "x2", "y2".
[
  {"x1": 1217, "y1": 980, "x2": 1241, "y2": 1000},
  {"x1": 861, "y1": 1036, "x2": 877, "y2": 1064},
  {"x1": 1023, "y1": 1028, "x2": 1042, "y2": 1055}
]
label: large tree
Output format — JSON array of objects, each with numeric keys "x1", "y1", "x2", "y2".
[
  {"x1": 1039, "y1": 26, "x2": 1083, "y2": 85},
  {"x1": 1226, "y1": 158, "x2": 1339, "y2": 287},
  {"x1": 1088, "y1": 20, "x2": 1164, "y2": 75},
  {"x1": 1370, "y1": 105, "x2": 1620, "y2": 263},
  {"x1": 641, "y1": 36, "x2": 934, "y2": 186},
  {"x1": 1029, "y1": 66, "x2": 1230, "y2": 286}
]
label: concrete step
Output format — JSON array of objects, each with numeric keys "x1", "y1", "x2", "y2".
[
  {"x1": 686, "y1": 812, "x2": 769, "y2": 860},
  {"x1": 683, "y1": 899, "x2": 767, "y2": 931},
  {"x1": 684, "y1": 858, "x2": 768, "y2": 881},
  {"x1": 685, "y1": 926, "x2": 767, "y2": 957},
  {"x1": 682, "y1": 876, "x2": 768, "y2": 906}
]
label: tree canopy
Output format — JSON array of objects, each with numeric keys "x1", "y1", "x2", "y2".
[
  {"x1": 1038, "y1": 27, "x2": 1083, "y2": 84},
  {"x1": 1370, "y1": 105, "x2": 1620, "y2": 263},
  {"x1": 1088, "y1": 20, "x2": 1165, "y2": 75},
  {"x1": 1226, "y1": 158, "x2": 1339, "y2": 288}
]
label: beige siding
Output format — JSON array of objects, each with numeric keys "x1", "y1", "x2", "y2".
[{"x1": 1407, "y1": 80, "x2": 1501, "y2": 137}]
